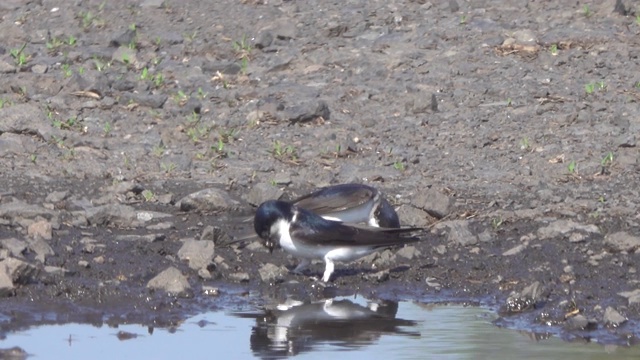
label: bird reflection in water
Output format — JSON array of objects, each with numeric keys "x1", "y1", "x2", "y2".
[{"x1": 236, "y1": 298, "x2": 420, "y2": 357}]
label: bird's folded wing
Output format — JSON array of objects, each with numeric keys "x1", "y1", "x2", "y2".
[
  {"x1": 292, "y1": 185, "x2": 375, "y2": 215},
  {"x1": 290, "y1": 221, "x2": 421, "y2": 247}
]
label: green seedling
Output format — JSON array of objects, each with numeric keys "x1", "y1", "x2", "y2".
[
  {"x1": 637, "y1": 15, "x2": 640, "y2": 26},
  {"x1": 519, "y1": 137, "x2": 531, "y2": 151},
  {"x1": 393, "y1": 161, "x2": 405, "y2": 171},
  {"x1": 80, "y1": 11, "x2": 94, "y2": 28},
  {"x1": 550, "y1": 44, "x2": 558, "y2": 55},
  {"x1": 584, "y1": 82, "x2": 595, "y2": 94},
  {"x1": 103, "y1": 122, "x2": 112, "y2": 135},
  {"x1": 197, "y1": 87, "x2": 208, "y2": 99},
  {"x1": 161, "y1": 162, "x2": 176, "y2": 173},
  {"x1": 583, "y1": 4, "x2": 592, "y2": 17},
  {"x1": 152, "y1": 144, "x2": 165, "y2": 157},
  {"x1": 141, "y1": 189, "x2": 155, "y2": 202},
  {"x1": 272, "y1": 140, "x2": 297, "y2": 161},
  {"x1": 459, "y1": 15, "x2": 467, "y2": 24},
  {"x1": 597, "y1": 80, "x2": 606, "y2": 91},
  {"x1": 186, "y1": 111, "x2": 200, "y2": 124},
  {"x1": 492, "y1": 217, "x2": 503, "y2": 230},
  {"x1": 140, "y1": 67, "x2": 150, "y2": 80},
  {"x1": 506, "y1": 98, "x2": 512, "y2": 107},
  {"x1": 67, "y1": 35, "x2": 77, "y2": 46},
  {"x1": 30, "y1": 154, "x2": 37, "y2": 163},
  {"x1": 601, "y1": 152, "x2": 614, "y2": 166},
  {"x1": 567, "y1": 160, "x2": 577, "y2": 174},
  {"x1": 174, "y1": 90, "x2": 189, "y2": 105},
  {"x1": 62, "y1": 63, "x2": 73, "y2": 77},
  {"x1": 153, "y1": 73, "x2": 164, "y2": 87},
  {"x1": 232, "y1": 34, "x2": 251, "y2": 52},
  {"x1": 10, "y1": 44, "x2": 28, "y2": 67},
  {"x1": 46, "y1": 37, "x2": 64, "y2": 51},
  {"x1": 0, "y1": 99, "x2": 6, "y2": 109}
]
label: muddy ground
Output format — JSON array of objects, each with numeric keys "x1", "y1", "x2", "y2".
[{"x1": 1, "y1": 0, "x2": 640, "y2": 348}]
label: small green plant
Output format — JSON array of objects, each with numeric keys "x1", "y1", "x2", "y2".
[
  {"x1": 584, "y1": 82, "x2": 595, "y2": 94},
  {"x1": 152, "y1": 144, "x2": 165, "y2": 157},
  {"x1": 601, "y1": 152, "x2": 614, "y2": 166},
  {"x1": 550, "y1": 44, "x2": 558, "y2": 55},
  {"x1": 636, "y1": 14, "x2": 640, "y2": 26},
  {"x1": 30, "y1": 154, "x2": 37, "y2": 163},
  {"x1": 140, "y1": 67, "x2": 149, "y2": 80},
  {"x1": 128, "y1": 23, "x2": 137, "y2": 31},
  {"x1": 186, "y1": 111, "x2": 200, "y2": 124},
  {"x1": 10, "y1": 44, "x2": 28, "y2": 67},
  {"x1": 46, "y1": 37, "x2": 64, "y2": 52},
  {"x1": 635, "y1": 81, "x2": 640, "y2": 89},
  {"x1": 62, "y1": 63, "x2": 73, "y2": 77},
  {"x1": 78, "y1": 67, "x2": 85, "y2": 75},
  {"x1": 492, "y1": 217, "x2": 503, "y2": 230},
  {"x1": 67, "y1": 35, "x2": 77, "y2": 46},
  {"x1": 519, "y1": 137, "x2": 531, "y2": 151},
  {"x1": 232, "y1": 34, "x2": 251, "y2": 52},
  {"x1": 153, "y1": 73, "x2": 164, "y2": 87},
  {"x1": 141, "y1": 189, "x2": 155, "y2": 202},
  {"x1": 567, "y1": 160, "x2": 577, "y2": 174},
  {"x1": 393, "y1": 161, "x2": 405, "y2": 171},
  {"x1": 272, "y1": 140, "x2": 298, "y2": 162},
  {"x1": 80, "y1": 11, "x2": 94, "y2": 28},
  {"x1": 582, "y1": 4, "x2": 592, "y2": 17},
  {"x1": 459, "y1": 15, "x2": 467, "y2": 24},
  {"x1": 103, "y1": 122, "x2": 112, "y2": 135},
  {"x1": 161, "y1": 162, "x2": 176, "y2": 173},
  {"x1": 173, "y1": 90, "x2": 189, "y2": 105},
  {"x1": 184, "y1": 31, "x2": 198, "y2": 43},
  {"x1": 506, "y1": 98, "x2": 512, "y2": 107},
  {"x1": 0, "y1": 99, "x2": 7, "y2": 109},
  {"x1": 197, "y1": 87, "x2": 208, "y2": 100},
  {"x1": 597, "y1": 80, "x2": 606, "y2": 91}
]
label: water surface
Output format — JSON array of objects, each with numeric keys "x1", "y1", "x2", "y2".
[{"x1": 2, "y1": 299, "x2": 638, "y2": 359}]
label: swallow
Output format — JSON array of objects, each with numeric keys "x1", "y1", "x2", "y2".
[
  {"x1": 290, "y1": 183, "x2": 400, "y2": 228},
  {"x1": 254, "y1": 200, "x2": 421, "y2": 282}
]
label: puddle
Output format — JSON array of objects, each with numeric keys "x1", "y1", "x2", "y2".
[{"x1": 2, "y1": 298, "x2": 640, "y2": 359}]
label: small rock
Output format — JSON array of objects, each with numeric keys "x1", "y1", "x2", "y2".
[
  {"x1": 617, "y1": 134, "x2": 636, "y2": 148},
  {"x1": 228, "y1": 272, "x2": 250, "y2": 282},
  {"x1": 45, "y1": 190, "x2": 69, "y2": 203},
  {"x1": 255, "y1": 31, "x2": 274, "y2": 49},
  {"x1": 115, "y1": 234, "x2": 165, "y2": 242},
  {"x1": 140, "y1": 0, "x2": 165, "y2": 8},
  {"x1": 0, "y1": 268, "x2": 13, "y2": 297},
  {"x1": 604, "y1": 232, "x2": 640, "y2": 253},
  {"x1": 176, "y1": 188, "x2": 241, "y2": 213},
  {"x1": 258, "y1": 263, "x2": 287, "y2": 282},
  {"x1": 26, "y1": 237, "x2": 55, "y2": 263},
  {"x1": 244, "y1": 183, "x2": 284, "y2": 207},
  {"x1": 0, "y1": 347, "x2": 27, "y2": 360},
  {"x1": 147, "y1": 266, "x2": 191, "y2": 297},
  {"x1": 44, "y1": 266, "x2": 69, "y2": 276},
  {"x1": 444, "y1": 220, "x2": 478, "y2": 246},
  {"x1": 286, "y1": 99, "x2": 330, "y2": 125},
  {"x1": 396, "y1": 246, "x2": 421, "y2": 260},
  {"x1": 31, "y1": 64, "x2": 48, "y2": 74},
  {"x1": 412, "y1": 188, "x2": 452, "y2": 219},
  {"x1": 564, "y1": 314, "x2": 592, "y2": 330},
  {"x1": 78, "y1": 260, "x2": 90, "y2": 268},
  {"x1": 110, "y1": 29, "x2": 136, "y2": 47},
  {"x1": 0, "y1": 238, "x2": 27, "y2": 258},
  {"x1": 618, "y1": 289, "x2": 640, "y2": 305},
  {"x1": 0, "y1": 199, "x2": 56, "y2": 220},
  {"x1": 83, "y1": 204, "x2": 139, "y2": 227},
  {"x1": 537, "y1": 220, "x2": 600, "y2": 240},
  {"x1": 177, "y1": 239, "x2": 215, "y2": 271},
  {"x1": 1, "y1": 258, "x2": 38, "y2": 285},
  {"x1": 512, "y1": 29, "x2": 537, "y2": 45},
  {"x1": 502, "y1": 243, "x2": 528, "y2": 256},
  {"x1": 364, "y1": 269, "x2": 389, "y2": 282},
  {"x1": 202, "y1": 286, "x2": 219, "y2": 296},
  {"x1": 604, "y1": 306, "x2": 627, "y2": 327},
  {"x1": 27, "y1": 220, "x2": 52, "y2": 240}
]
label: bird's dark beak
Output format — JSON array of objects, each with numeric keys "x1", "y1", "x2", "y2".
[{"x1": 265, "y1": 237, "x2": 276, "y2": 253}]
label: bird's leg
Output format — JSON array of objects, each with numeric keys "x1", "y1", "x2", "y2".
[
  {"x1": 292, "y1": 259, "x2": 311, "y2": 274},
  {"x1": 321, "y1": 259, "x2": 335, "y2": 282}
]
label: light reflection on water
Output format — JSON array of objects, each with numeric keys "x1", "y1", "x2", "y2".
[{"x1": 2, "y1": 299, "x2": 640, "y2": 359}]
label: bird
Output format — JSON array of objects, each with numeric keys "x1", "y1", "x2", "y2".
[
  {"x1": 253, "y1": 200, "x2": 421, "y2": 282},
  {"x1": 289, "y1": 183, "x2": 400, "y2": 228}
]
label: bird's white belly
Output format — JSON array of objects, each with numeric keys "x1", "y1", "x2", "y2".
[{"x1": 280, "y1": 232, "x2": 375, "y2": 262}]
